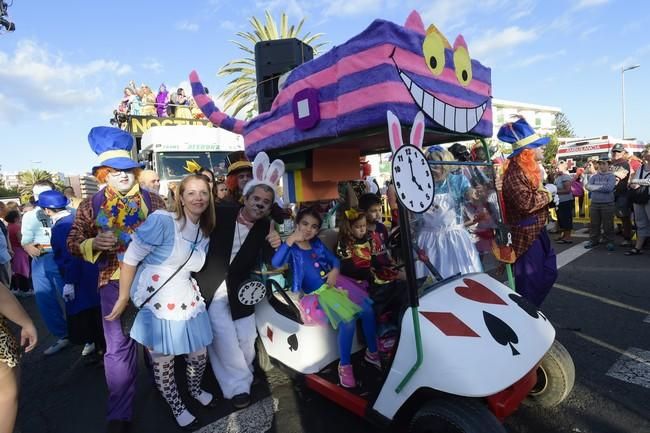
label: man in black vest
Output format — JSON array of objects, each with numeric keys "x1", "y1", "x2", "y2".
[{"x1": 194, "y1": 179, "x2": 281, "y2": 409}]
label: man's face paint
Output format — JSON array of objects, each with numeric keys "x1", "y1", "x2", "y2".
[
  {"x1": 242, "y1": 186, "x2": 274, "y2": 221},
  {"x1": 107, "y1": 169, "x2": 136, "y2": 193}
]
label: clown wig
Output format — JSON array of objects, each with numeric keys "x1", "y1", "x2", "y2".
[{"x1": 503, "y1": 149, "x2": 542, "y2": 187}]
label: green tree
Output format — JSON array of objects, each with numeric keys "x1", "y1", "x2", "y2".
[
  {"x1": 217, "y1": 10, "x2": 327, "y2": 118},
  {"x1": 544, "y1": 112, "x2": 575, "y2": 165},
  {"x1": 18, "y1": 169, "x2": 55, "y2": 196}
]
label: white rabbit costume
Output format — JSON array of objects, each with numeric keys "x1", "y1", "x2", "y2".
[{"x1": 194, "y1": 152, "x2": 284, "y2": 401}]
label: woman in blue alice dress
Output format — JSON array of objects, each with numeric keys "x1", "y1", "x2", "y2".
[
  {"x1": 271, "y1": 207, "x2": 380, "y2": 389},
  {"x1": 119, "y1": 174, "x2": 215, "y2": 429}
]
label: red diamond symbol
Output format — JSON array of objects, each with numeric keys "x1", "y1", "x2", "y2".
[
  {"x1": 420, "y1": 311, "x2": 480, "y2": 337},
  {"x1": 266, "y1": 326, "x2": 274, "y2": 342}
]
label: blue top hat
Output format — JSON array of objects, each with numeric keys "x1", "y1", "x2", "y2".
[
  {"x1": 36, "y1": 190, "x2": 69, "y2": 209},
  {"x1": 89, "y1": 126, "x2": 144, "y2": 172},
  {"x1": 497, "y1": 117, "x2": 550, "y2": 159}
]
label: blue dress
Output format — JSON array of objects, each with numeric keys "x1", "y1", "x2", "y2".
[{"x1": 126, "y1": 211, "x2": 213, "y2": 355}]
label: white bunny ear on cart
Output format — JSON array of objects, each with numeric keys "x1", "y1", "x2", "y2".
[
  {"x1": 387, "y1": 110, "x2": 404, "y2": 153},
  {"x1": 410, "y1": 111, "x2": 425, "y2": 149}
]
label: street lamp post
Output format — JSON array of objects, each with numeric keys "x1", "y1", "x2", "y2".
[{"x1": 621, "y1": 64, "x2": 640, "y2": 139}]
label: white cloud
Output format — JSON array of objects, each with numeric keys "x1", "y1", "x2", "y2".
[
  {"x1": 324, "y1": 0, "x2": 382, "y2": 17},
  {"x1": 594, "y1": 55, "x2": 609, "y2": 66},
  {"x1": 175, "y1": 20, "x2": 200, "y2": 32},
  {"x1": 420, "y1": 0, "x2": 475, "y2": 29},
  {"x1": 0, "y1": 40, "x2": 131, "y2": 124},
  {"x1": 141, "y1": 58, "x2": 163, "y2": 74},
  {"x1": 220, "y1": 20, "x2": 237, "y2": 31},
  {"x1": 580, "y1": 26, "x2": 599, "y2": 39},
  {"x1": 254, "y1": 0, "x2": 305, "y2": 19},
  {"x1": 512, "y1": 49, "x2": 567, "y2": 68},
  {"x1": 471, "y1": 26, "x2": 539, "y2": 58},
  {"x1": 575, "y1": 0, "x2": 609, "y2": 10},
  {"x1": 508, "y1": 0, "x2": 535, "y2": 21}
]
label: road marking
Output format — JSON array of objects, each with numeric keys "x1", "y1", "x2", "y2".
[
  {"x1": 556, "y1": 241, "x2": 591, "y2": 269},
  {"x1": 554, "y1": 283, "x2": 650, "y2": 316},
  {"x1": 197, "y1": 396, "x2": 279, "y2": 433},
  {"x1": 606, "y1": 347, "x2": 650, "y2": 389}
]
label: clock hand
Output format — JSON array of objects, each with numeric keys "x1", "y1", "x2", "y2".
[{"x1": 408, "y1": 156, "x2": 423, "y2": 190}]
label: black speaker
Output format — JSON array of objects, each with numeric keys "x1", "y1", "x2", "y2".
[{"x1": 255, "y1": 38, "x2": 314, "y2": 113}]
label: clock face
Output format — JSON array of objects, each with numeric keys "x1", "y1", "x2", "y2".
[
  {"x1": 391, "y1": 145, "x2": 435, "y2": 213},
  {"x1": 237, "y1": 280, "x2": 267, "y2": 306}
]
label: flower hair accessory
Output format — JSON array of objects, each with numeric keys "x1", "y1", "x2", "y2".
[
  {"x1": 184, "y1": 160, "x2": 203, "y2": 174},
  {"x1": 344, "y1": 208, "x2": 362, "y2": 220},
  {"x1": 242, "y1": 151, "x2": 285, "y2": 197}
]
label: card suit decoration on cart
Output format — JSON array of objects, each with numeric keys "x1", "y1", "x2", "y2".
[
  {"x1": 420, "y1": 311, "x2": 479, "y2": 337},
  {"x1": 455, "y1": 278, "x2": 507, "y2": 305},
  {"x1": 483, "y1": 311, "x2": 519, "y2": 356},
  {"x1": 508, "y1": 293, "x2": 547, "y2": 321}
]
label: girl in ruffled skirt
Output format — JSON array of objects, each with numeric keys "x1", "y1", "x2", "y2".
[{"x1": 272, "y1": 207, "x2": 380, "y2": 388}]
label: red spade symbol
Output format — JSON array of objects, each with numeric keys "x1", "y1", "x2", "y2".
[
  {"x1": 167, "y1": 303, "x2": 175, "y2": 310},
  {"x1": 455, "y1": 278, "x2": 507, "y2": 305},
  {"x1": 152, "y1": 274, "x2": 160, "y2": 282}
]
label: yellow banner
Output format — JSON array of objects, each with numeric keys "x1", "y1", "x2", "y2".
[{"x1": 128, "y1": 116, "x2": 213, "y2": 137}]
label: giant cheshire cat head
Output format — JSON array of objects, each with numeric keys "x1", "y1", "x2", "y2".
[{"x1": 190, "y1": 10, "x2": 492, "y2": 158}]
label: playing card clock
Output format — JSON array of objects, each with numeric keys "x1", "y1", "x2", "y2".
[{"x1": 391, "y1": 144, "x2": 435, "y2": 213}]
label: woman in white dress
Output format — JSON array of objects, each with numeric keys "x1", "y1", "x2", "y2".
[
  {"x1": 120, "y1": 174, "x2": 216, "y2": 429},
  {"x1": 415, "y1": 146, "x2": 482, "y2": 279}
]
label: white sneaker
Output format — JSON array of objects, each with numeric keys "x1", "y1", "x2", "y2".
[
  {"x1": 10, "y1": 289, "x2": 22, "y2": 297},
  {"x1": 43, "y1": 338, "x2": 70, "y2": 356},
  {"x1": 81, "y1": 343, "x2": 96, "y2": 356}
]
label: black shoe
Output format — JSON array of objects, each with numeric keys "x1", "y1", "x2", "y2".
[
  {"x1": 231, "y1": 393, "x2": 251, "y2": 409},
  {"x1": 106, "y1": 420, "x2": 131, "y2": 433}
]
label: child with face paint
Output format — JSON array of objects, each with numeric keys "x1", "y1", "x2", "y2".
[{"x1": 272, "y1": 207, "x2": 380, "y2": 388}]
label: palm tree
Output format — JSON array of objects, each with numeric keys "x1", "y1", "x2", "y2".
[
  {"x1": 217, "y1": 10, "x2": 327, "y2": 117},
  {"x1": 18, "y1": 169, "x2": 54, "y2": 196}
]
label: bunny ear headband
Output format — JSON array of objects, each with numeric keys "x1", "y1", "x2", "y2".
[{"x1": 242, "y1": 151, "x2": 285, "y2": 197}]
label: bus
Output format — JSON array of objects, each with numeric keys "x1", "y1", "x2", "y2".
[{"x1": 138, "y1": 125, "x2": 244, "y2": 197}]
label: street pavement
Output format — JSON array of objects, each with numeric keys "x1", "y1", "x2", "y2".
[{"x1": 12, "y1": 228, "x2": 650, "y2": 433}]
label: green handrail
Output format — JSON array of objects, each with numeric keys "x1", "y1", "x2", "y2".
[{"x1": 395, "y1": 306, "x2": 423, "y2": 393}]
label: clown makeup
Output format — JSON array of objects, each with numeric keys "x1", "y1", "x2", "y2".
[
  {"x1": 296, "y1": 214, "x2": 321, "y2": 241},
  {"x1": 237, "y1": 170, "x2": 253, "y2": 192},
  {"x1": 242, "y1": 185, "x2": 274, "y2": 221},
  {"x1": 350, "y1": 216, "x2": 367, "y2": 240},
  {"x1": 107, "y1": 169, "x2": 136, "y2": 194}
]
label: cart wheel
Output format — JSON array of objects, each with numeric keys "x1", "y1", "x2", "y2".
[
  {"x1": 526, "y1": 340, "x2": 575, "y2": 407},
  {"x1": 256, "y1": 337, "x2": 274, "y2": 372},
  {"x1": 408, "y1": 397, "x2": 506, "y2": 433}
]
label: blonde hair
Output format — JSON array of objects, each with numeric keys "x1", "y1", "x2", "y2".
[
  {"x1": 425, "y1": 147, "x2": 455, "y2": 177},
  {"x1": 174, "y1": 174, "x2": 215, "y2": 236}
]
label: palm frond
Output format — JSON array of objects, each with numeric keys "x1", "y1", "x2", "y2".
[{"x1": 264, "y1": 10, "x2": 279, "y2": 40}]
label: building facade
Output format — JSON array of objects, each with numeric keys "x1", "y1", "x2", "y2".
[{"x1": 492, "y1": 98, "x2": 561, "y2": 137}]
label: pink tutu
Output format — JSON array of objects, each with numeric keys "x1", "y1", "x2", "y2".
[{"x1": 298, "y1": 275, "x2": 371, "y2": 327}]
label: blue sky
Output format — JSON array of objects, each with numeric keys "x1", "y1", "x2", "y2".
[{"x1": 1, "y1": 0, "x2": 648, "y2": 174}]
